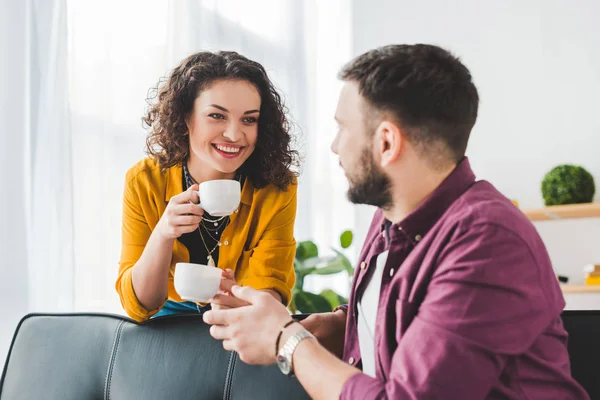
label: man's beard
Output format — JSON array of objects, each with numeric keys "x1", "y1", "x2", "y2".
[{"x1": 346, "y1": 147, "x2": 392, "y2": 209}]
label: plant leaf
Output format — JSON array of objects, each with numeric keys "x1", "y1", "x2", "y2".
[
  {"x1": 332, "y1": 248, "x2": 355, "y2": 275},
  {"x1": 311, "y1": 256, "x2": 347, "y2": 275},
  {"x1": 296, "y1": 241, "x2": 319, "y2": 261},
  {"x1": 340, "y1": 230, "x2": 353, "y2": 249},
  {"x1": 294, "y1": 291, "x2": 333, "y2": 313},
  {"x1": 288, "y1": 288, "x2": 300, "y2": 313},
  {"x1": 319, "y1": 289, "x2": 345, "y2": 309}
]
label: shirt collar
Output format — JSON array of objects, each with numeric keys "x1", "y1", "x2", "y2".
[
  {"x1": 384, "y1": 157, "x2": 476, "y2": 244},
  {"x1": 164, "y1": 163, "x2": 254, "y2": 206}
]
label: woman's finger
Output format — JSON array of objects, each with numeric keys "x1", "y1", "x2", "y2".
[
  {"x1": 219, "y1": 277, "x2": 237, "y2": 293},
  {"x1": 173, "y1": 224, "x2": 201, "y2": 236},
  {"x1": 223, "y1": 269, "x2": 236, "y2": 280},
  {"x1": 173, "y1": 203, "x2": 204, "y2": 217},
  {"x1": 211, "y1": 303, "x2": 232, "y2": 311},
  {"x1": 170, "y1": 184, "x2": 198, "y2": 204},
  {"x1": 172, "y1": 215, "x2": 203, "y2": 226},
  {"x1": 189, "y1": 186, "x2": 200, "y2": 204}
]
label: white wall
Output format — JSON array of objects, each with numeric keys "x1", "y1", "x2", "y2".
[{"x1": 351, "y1": 0, "x2": 600, "y2": 285}]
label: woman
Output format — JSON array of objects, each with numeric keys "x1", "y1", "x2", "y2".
[{"x1": 116, "y1": 51, "x2": 299, "y2": 322}]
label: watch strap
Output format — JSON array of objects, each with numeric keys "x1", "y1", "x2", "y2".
[{"x1": 279, "y1": 329, "x2": 315, "y2": 376}]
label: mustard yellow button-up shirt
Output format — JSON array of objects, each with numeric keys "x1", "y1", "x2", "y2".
[{"x1": 116, "y1": 158, "x2": 297, "y2": 321}]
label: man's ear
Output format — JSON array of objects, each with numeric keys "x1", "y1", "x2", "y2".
[{"x1": 375, "y1": 120, "x2": 404, "y2": 168}]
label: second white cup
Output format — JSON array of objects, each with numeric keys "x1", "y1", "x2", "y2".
[{"x1": 174, "y1": 262, "x2": 222, "y2": 303}]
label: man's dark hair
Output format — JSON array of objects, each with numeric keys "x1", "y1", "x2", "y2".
[{"x1": 339, "y1": 44, "x2": 479, "y2": 164}]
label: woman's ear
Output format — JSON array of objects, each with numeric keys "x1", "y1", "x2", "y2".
[
  {"x1": 376, "y1": 120, "x2": 403, "y2": 168},
  {"x1": 184, "y1": 113, "x2": 192, "y2": 135}
]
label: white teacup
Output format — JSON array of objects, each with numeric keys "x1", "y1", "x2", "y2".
[
  {"x1": 174, "y1": 263, "x2": 222, "y2": 303},
  {"x1": 195, "y1": 179, "x2": 241, "y2": 217}
]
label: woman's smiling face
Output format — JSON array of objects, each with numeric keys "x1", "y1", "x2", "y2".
[{"x1": 186, "y1": 79, "x2": 261, "y2": 174}]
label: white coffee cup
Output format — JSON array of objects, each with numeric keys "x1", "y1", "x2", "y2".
[
  {"x1": 174, "y1": 263, "x2": 222, "y2": 303},
  {"x1": 195, "y1": 179, "x2": 241, "y2": 217}
]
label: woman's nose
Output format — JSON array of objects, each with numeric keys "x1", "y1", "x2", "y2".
[{"x1": 222, "y1": 121, "x2": 242, "y2": 141}]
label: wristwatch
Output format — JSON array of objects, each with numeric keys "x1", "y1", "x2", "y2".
[{"x1": 276, "y1": 329, "x2": 315, "y2": 376}]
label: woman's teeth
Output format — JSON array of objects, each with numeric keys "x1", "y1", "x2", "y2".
[{"x1": 215, "y1": 145, "x2": 241, "y2": 153}]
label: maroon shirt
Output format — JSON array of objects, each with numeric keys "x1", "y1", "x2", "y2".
[{"x1": 341, "y1": 158, "x2": 588, "y2": 399}]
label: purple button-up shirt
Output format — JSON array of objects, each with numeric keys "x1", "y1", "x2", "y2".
[{"x1": 341, "y1": 158, "x2": 588, "y2": 399}]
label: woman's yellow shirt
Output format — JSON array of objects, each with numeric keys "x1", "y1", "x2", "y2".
[{"x1": 116, "y1": 158, "x2": 297, "y2": 321}]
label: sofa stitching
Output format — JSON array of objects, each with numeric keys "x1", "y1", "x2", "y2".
[
  {"x1": 228, "y1": 352, "x2": 238, "y2": 400},
  {"x1": 222, "y1": 351, "x2": 236, "y2": 400},
  {"x1": 104, "y1": 320, "x2": 125, "y2": 400}
]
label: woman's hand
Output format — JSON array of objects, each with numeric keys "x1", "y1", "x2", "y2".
[
  {"x1": 155, "y1": 184, "x2": 204, "y2": 240},
  {"x1": 210, "y1": 269, "x2": 250, "y2": 310}
]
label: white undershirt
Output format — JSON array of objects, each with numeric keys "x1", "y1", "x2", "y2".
[{"x1": 357, "y1": 250, "x2": 389, "y2": 378}]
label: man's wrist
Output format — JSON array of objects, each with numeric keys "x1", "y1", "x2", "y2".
[
  {"x1": 278, "y1": 322, "x2": 305, "y2": 354},
  {"x1": 333, "y1": 304, "x2": 348, "y2": 314},
  {"x1": 277, "y1": 324, "x2": 316, "y2": 376}
]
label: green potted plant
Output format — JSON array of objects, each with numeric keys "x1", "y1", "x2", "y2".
[
  {"x1": 289, "y1": 230, "x2": 355, "y2": 314},
  {"x1": 541, "y1": 164, "x2": 596, "y2": 206}
]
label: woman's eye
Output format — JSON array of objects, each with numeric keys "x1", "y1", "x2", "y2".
[
  {"x1": 243, "y1": 116, "x2": 258, "y2": 124},
  {"x1": 209, "y1": 113, "x2": 225, "y2": 120}
]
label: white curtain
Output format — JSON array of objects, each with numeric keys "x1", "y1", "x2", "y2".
[
  {"x1": 0, "y1": 0, "x2": 356, "y2": 358},
  {"x1": 0, "y1": 0, "x2": 32, "y2": 362},
  {"x1": 0, "y1": 0, "x2": 72, "y2": 362}
]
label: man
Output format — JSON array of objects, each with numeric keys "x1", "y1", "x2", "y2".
[{"x1": 204, "y1": 44, "x2": 588, "y2": 399}]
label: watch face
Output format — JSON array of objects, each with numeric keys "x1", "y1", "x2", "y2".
[{"x1": 277, "y1": 354, "x2": 291, "y2": 375}]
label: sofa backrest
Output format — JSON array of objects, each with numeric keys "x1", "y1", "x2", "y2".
[
  {"x1": 561, "y1": 310, "x2": 600, "y2": 399},
  {"x1": 0, "y1": 313, "x2": 310, "y2": 400}
]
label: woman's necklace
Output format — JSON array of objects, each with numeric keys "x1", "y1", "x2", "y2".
[{"x1": 182, "y1": 161, "x2": 237, "y2": 267}]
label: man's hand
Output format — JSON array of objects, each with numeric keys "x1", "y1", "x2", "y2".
[
  {"x1": 204, "y1": 285, "x2": 292, "y2": 365},
  {"x1": 301, "y1": 310, "x2": 347, "y2": 358}
]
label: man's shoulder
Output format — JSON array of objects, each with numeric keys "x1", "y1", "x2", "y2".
[{"x1": 446, "y1": 180, "x2": 535, "y2": 236}]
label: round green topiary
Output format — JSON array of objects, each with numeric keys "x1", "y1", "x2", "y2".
[{"x1": 541, "y1": 164, "x2": 595, "y2": 206}]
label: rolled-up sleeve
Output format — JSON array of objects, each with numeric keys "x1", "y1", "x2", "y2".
[
  {"x1": 341, "y1": 223, "x2": 554, "y2": 399},
  {"x1": 115, "y1": 176, "x2": 164, "y2": 321}
]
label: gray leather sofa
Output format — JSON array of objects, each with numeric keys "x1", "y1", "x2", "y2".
[
  {"x1": 3, "y1": 311, "x2": 596, "y2": 399},
  {"x1": 0, "y1": 313, "x2": 310, "y2": 400}
]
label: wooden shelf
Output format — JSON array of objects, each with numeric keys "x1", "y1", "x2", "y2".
[
  {"x1": 522, "y1": 203, "x2": 600, "y2": 221},
  {"x1": 561, "y1": 284, "x2": 600, "y2": 293}
]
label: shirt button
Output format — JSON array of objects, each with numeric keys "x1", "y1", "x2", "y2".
[
  {"x1": 360, "y1": 261, "x2": 367, "y2": 270},
  {"x1": 397, "y1": 226, "x2": 402, "y2": 231},
  {"x1": 415, "y1": 234, "x2": 422, "y2": 241},
  {"x1": 224, "y1": 241, "x2": 229, "y2": 246},
  {"x1": 348, "y1": 357, "x2": 355, "y2": 364},
  {"x1": 390, "y1": 268, "x2": 395, "y2": 276}
]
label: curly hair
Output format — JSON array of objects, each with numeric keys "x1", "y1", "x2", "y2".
[{"x1": 143, "y1": 51, "x2": 299, "y2": 190}]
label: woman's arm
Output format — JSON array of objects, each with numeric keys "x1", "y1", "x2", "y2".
[{"x1": 116, "y1": 179, "x2": 202, "y2": 321}]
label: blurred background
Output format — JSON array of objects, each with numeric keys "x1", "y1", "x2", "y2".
[{"x1": 1, "y1": 0, "x2": 599, "y2": 359}]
